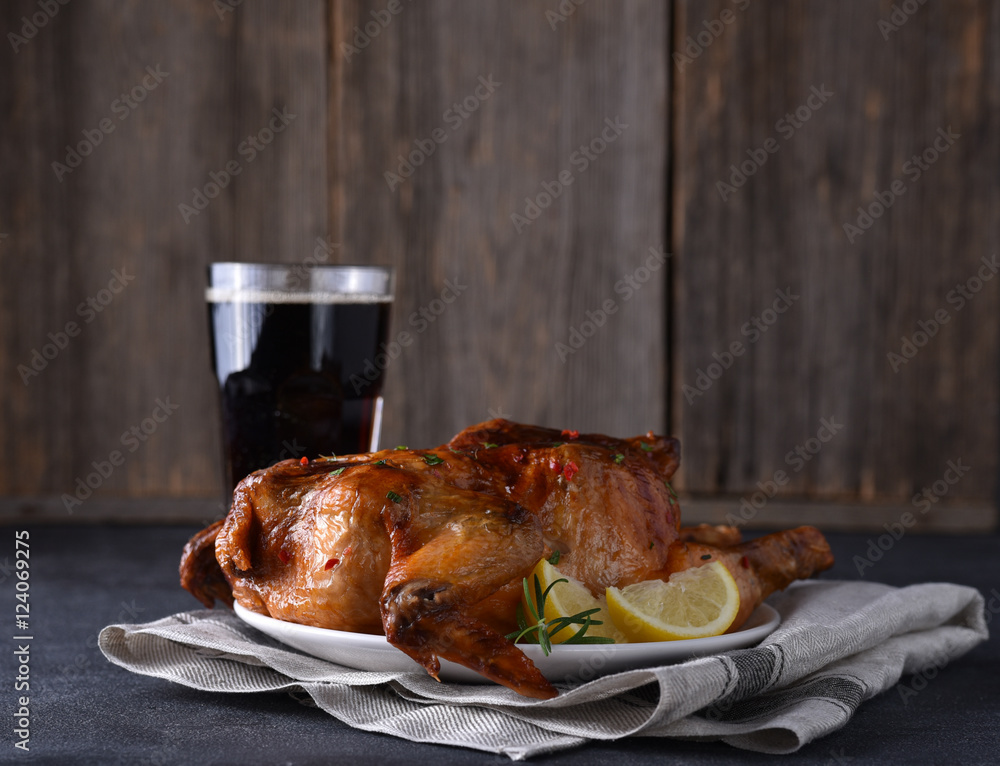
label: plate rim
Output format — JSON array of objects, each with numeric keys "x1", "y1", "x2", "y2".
[{"x1": 233, "y1": 601, "x2": 780, "y2": 664}]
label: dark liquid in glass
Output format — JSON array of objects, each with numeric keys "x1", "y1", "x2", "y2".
[{"x1": 208, "y1": 298, "x2": 391, "y2": 492}]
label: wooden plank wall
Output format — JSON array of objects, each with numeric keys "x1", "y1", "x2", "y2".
[
  {"x1": 0, "y1": 0, "x2": 995, "y2": 527},
  {"x1": 2, "y1": 0, "x2": 331, "y2": 509},
  {"x1": 3, "y1": 0, "x2": 243, "y2": 503},
  {"x1": 672, "y1": 0, "x2": 999, "y2": 517},
  {"x1": 330, "y1": 0, "x2": 668, "y2": 449}
]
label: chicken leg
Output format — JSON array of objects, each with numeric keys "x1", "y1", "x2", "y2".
[{"x1": 662, "y1": 526, "x2": 834, "y2": 631}]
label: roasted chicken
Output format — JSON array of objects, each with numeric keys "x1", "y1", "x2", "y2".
[{"x1": 181, "y1": 419, "x2": 833, "y2": 699}]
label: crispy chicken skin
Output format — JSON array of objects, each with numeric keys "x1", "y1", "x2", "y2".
[
  {"x1": 180, "y1": 520, "x2": 233, "y2": 609},
  {"x1": 679, "y1": 523, "x2": 742, "y2": 548},
  {"x1": 181, "y1": 419, "x2": 833, "y2": 698}
]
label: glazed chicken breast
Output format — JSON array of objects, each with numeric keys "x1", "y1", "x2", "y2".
[{"x1": 181, "y1": 419, "x2": 833, "y2": 698}]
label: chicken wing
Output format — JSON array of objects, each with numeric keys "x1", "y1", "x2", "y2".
[{"x1": 377, "y1": 469, "x2": 553, "y2": 697}]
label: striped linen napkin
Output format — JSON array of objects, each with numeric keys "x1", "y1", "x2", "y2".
[{"x1": 99, "y1": 580, "x2": 987, "y2": 760}]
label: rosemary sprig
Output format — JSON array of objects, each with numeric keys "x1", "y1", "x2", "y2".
[{"x1": 505, "y1": 574, "x2": 615, "y2": 655}]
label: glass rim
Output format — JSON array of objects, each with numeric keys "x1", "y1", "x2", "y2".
[
  {"x1": 207, "y1": 261, "x2": 393, "y2": 271},
  {"x1": 206, "y1": 262, "x2": 394, "y2": 303}
]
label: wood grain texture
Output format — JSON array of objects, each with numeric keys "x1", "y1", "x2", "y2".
[
  {"x1": 330, "y1": 0, "x2": 669, "y2": 449},
  {"x1": 1, "y1": 0, "x2": 236, "y2": 501},
  {"x1": 0, "y1": 0, "x2": 327, "y2": 507},
  {"x1": 671, "y1": 0, "x2": 999, "y2": 505},
  {"x1": 679, "y1": 497, "x2": 998, "y2": 535},
  {"x1": 232, "y1": 1, "x2": 329, "y2": 264}
]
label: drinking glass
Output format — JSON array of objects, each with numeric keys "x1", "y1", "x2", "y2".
[{"x1": 206, "y1": 263, "x2": 394, "y2": 493}]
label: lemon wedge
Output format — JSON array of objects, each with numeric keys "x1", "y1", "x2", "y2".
[
  {"x1": 524, "y1": 558, "x2": 626, "y2": 643},
  {"x1": 605, "y1": 561, "x2": 741, "y2": 642}
]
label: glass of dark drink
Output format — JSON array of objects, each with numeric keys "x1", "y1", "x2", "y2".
[{"x1": 206, "y1": 262, "x2": 394, "y2": 494}]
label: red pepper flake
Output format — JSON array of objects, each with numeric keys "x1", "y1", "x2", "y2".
[
  {"x1": 549, "y1": 457, "x2": 561, "y2": 473},
  {"x1": 561, "y1": 429, "x2": 579, "y2": 440},
  {"x1": 741, "y1": 555, "x2": 750, "y2": 569},
  {"x1": 278, "y1": 549, "x2": 290, "y2": 564},
  {"x1": 299, "y1": 456, "x2": 309, "y2": 465},
  {"x1": 563, "y1": 461, "x2": 579, "y2": 481},
  {"x1": 324, "y1": 558, "x2": 339, "y2": 570},
  {"x1": 512, "y1": 451, "x2": 524, "y2": 464}
]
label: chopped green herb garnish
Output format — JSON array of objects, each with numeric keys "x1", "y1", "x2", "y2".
[
  {"x1": 551, "y1": 442, "x2": 565, "y2": 448},
  {"x1": 375, "y1": 459, "x2": 387, "y2": 465},
  {"x1": 665, "y1": 481, "x2": 678, "y2": 505},
  {"x1": 482, "y1": 442, "x2": 498, "y2": 449},
  {"x1": 395, "y1": 445, "x2": 408, "y2": 450},
  {"x1": 649, "y1": 541, "x2": 655, "y2": 549},
  {"x1": 640, "y1": 443, "x2": 654, "y2": 452},
  {"x1": 319, "y1": 453, "x2": 337, "y2": 460},
  {"x1": 548, "y1": 550, "x2": 561, "y2": 565},
  {"x1": 386, "y1": 491, "x2": 403, "y2": 503},
  {"x1": 613, "y1": 453, "x2": 625, "y2": 464},
  {"x1": 422, "y1": 454, "x2": 444, "y2": 466},
  {"x1": 701, "y1": 554, "x2": 712, "y2": 560},
  {"x1": 329, "y1": 467, "x2": 346, "y2": 476}
]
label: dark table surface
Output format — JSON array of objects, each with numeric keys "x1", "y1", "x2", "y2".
[{"x1": 3, "y1": 523, "x2": 998, "y2": 765}]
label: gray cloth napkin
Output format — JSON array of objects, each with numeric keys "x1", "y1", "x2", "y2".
[{"x1": 99, "y1": 580, "x2": 987, "y2": 760}]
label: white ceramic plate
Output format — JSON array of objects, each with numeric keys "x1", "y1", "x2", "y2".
[{"x1": 234, "y1": 601, "x2": 780, "y2": 684}]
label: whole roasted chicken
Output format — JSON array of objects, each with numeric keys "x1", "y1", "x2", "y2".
[{"x1": 181, "y1": 419, "x2": 833, "y2": 699}]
